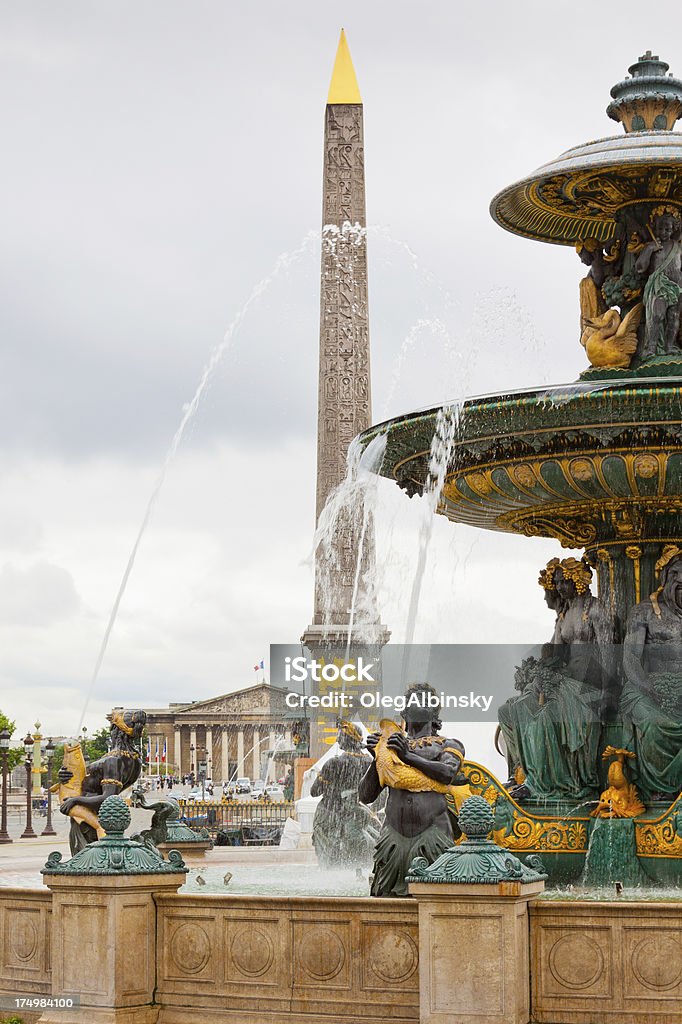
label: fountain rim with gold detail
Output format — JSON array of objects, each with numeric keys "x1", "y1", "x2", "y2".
[{"x1": 491, "y1": 50, "x2": 682, "y2": 246}]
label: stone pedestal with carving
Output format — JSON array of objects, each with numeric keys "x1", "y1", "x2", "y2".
[
  {"x1": 293, "y1": 756, "x2": 316, "y2": 800},
  {"x1": 408, "y1": 795, "x2": 546, "y2": 1024},
  {"x1": 38, "y1": 796, "x2": 187, "y2": 1024},
  {"x1": 41, "y1": 871, "x2": 185, "y2": 1024},
  {"x1": 410, "y1": 879, "x2": 544, "y2": 1024}
]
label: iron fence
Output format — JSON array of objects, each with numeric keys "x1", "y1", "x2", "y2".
[{"x1": 177, "y1": 798, "x2": 295, "y2": 836}]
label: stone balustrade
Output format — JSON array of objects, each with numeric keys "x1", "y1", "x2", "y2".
[
  {"x1": 0, "y1": 888, "x2": 51, "y2": 996},
  {"x1": 155, "y1": 893, "x2": 419, "y2": 1023},
  {"x1": 530, "y1": 898, "x2": 682, "y2": 1024},
  {"x1": 1, "y1": 886, "x2": 682, "y2": 1023}
]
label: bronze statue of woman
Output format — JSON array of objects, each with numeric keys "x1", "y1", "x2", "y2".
[
  {"x1": 310, "y1": 720, "x2": 380, "y2": 869},
  {"x1": 636, "y1": 211, "x2": 682, "y2": 358},
  {"x1": 497, "y1": 558, "x2": 615, "y2": 802},
  {"x1": 622, "y1": 545, "x2": 682, "y2": 801}
]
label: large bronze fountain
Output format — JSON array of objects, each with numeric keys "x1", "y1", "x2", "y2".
[{"x1": 360, "y1": 52, "x2": 682, "y2": 884}]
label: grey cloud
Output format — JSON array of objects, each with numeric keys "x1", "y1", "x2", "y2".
[
  {"x1": 0, "y1": 1, "x2": 662, "y2": 463},
  {"x1": 0, "y1": 507, "x2": 43, "y2": 554},
  {"x1": 0, "y1": 561, "x2": 81, "y2": 627}
]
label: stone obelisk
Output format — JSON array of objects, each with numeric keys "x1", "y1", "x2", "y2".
[{"x1": 301, "y1": 31, "x2": 388, "y2": 752}]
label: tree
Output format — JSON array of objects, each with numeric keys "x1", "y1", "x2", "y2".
[{"x1": 0, "y1": 710, "x2": 25, "y2": 772}]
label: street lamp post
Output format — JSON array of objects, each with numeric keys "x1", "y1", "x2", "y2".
[
  {"x1": 20, "y1": 732, "x2": 36, "y2": 839},
  {"x1": 187, "y1": 741, "x2": 195, "y2": 786},
  {"x1": 0, "y1": 729, "x2": 11, "y2": 844},
  {"x1": 198, "y1": 746, "x2": 208, "y2": 800},
  {"x1": 32, "y1": 721, "x2": 43, "y2": 796},
  {"x1": 42, "y1": 738, "x2": 56, "y2": 837}
]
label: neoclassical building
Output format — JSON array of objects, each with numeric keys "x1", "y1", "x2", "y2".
[{"x1": 144, "y1": 683, "x2": 296, "y2": 782}]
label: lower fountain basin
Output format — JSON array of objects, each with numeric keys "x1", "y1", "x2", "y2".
[{"x1": 463, "y1": 761, "x2": 682, "y2": 887}]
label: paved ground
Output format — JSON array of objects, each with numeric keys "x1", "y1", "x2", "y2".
[
  {"x1": 0, "y1": 797, "x2": 315, "y2": 889},
  {"x1": 0, "y1": 801, "x2": 71, "y2": 886}
]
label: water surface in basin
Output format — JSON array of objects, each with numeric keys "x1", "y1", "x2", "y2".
[
  {"x1": 181, "y1": 864, "x2": 370, "y2": 897},
  {"x1": 538, "y1": 886, "x2": 682, "y2": 902}
]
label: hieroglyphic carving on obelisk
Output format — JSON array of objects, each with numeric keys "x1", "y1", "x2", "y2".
[
  {"x1": 301, "y1": 32, "x2": 389, "y2": 756},
  {"x1": 305, "y1": 30, "x2": 373, "y2": 636}
]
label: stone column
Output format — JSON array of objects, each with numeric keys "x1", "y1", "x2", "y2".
[
  {"x1": 411, "y1": 880, "x2": 543, "y2": 1024},
  {"x1": 299, "y1": 34, "x2": 390, "y2": 760},
  {"x1": 221, "y1": 728, "x2": 229, "y2": 783},
  {"x1": 237, "y1": 730, "x2": 245, "y2": 778},
  {"x1": 205, "y1": 726, "x2": 213, "y2": 779},
  {"x1": 174, "y1": 727, "x2": 181, "y2": 775},
  {"x1": 252, "y1": 729, "x2": 260, "y2": 781},
  {"x1": 267, "y1": 729, "x2": 277, "y2": 780},
  {"x1": 189, "y1": 727, "x2": 197, "y2": 774}
]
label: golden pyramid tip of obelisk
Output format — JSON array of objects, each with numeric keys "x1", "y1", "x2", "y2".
[{"x1": 327, "y1": 28, "x2": 361, "y2": 105}]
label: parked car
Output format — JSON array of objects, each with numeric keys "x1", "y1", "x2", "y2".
[
  {"x1": 235, "y1": 777, "x2": 252, "y2": 794},
  {"x1": 265, "y1": 784, "x2": 285, "y2": 802}
]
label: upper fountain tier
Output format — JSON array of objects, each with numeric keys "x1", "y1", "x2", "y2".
[
  {"x1": 356, "y1": 52, "x2": 682, "y2": 625},
  {"x1": 491, "y1": 51, "x2": 682, "y2": 247}
]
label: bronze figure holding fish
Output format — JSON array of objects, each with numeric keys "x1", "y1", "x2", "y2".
[{"x1": 359, "y1": 684, "x2": 466, "y2": 897}]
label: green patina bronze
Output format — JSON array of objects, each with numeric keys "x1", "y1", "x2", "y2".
[
  {"x1": 362, "y1": 381, "x2": 682, "y2": 620},
  {"x1": 358, "y1": 54, "x2": 682, "y2": 887},
  {"x1": 130, "y1": 788, "x2": 212, "y2": 848},
  {"x1": 406, "y1": 796, "x2": 547, "y2": 885},
  {"x1": 42, "y1": 795, "x2": 188, "y2": 876},
  {"x1": 607, "y1": 51, "x2": 682, "y2": 131},
  {"x1": 581, "y1": 817, "x2": 647, "y2": 888}
]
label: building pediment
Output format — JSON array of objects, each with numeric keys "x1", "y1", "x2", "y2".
[{"x1": 173, "y1": 683, "x2": 289, "y2": 718}]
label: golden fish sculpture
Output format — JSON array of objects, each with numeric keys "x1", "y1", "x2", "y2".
[
  {"x1": 51, "y1": 741, "x2": 106, "y2": 839},
  {"x1": 374, "y1": 719, "x2": 471, "y2": 811}
]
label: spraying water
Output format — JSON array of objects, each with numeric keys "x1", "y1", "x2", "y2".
[
  {"x1": 380, "y1": 317, "x2": 457, "y2": 422},
  {"x1": 78, "y1": 233, "x2": 317, "y2": 729},
  {"x1": 310, "y1": 432, "x2": 387, "y2": 637},
  {"x1": 345, "y1": 432, "x2": 387, "y2": 655},
  {"x1": 403, "y1": 404, "x2": 460, "y2": 649}
]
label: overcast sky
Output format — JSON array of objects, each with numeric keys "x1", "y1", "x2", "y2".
[{"x1": 0, "y1": 2, "x2": 673, "y2": 753}]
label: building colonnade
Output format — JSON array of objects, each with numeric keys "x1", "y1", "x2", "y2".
[{"x1": 145, "y1": 721, "x2": 293, "y2": 783}]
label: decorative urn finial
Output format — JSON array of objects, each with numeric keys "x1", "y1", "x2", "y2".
[
  {"x1": 42, "y1": 795, "x2": 187, "y2": 877},
  {"x1": 406, "y1": 795, "x2": 547, "y2": 886},
  {"x1": 457, "y1": 794, "x2": 496, "y2": 837},
  {"x1": 607, "y1": 51, "x2": 682, "y2": 132},
  {"x1": 98, "y1": 794, "x2": 132, "y2": 836}
]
